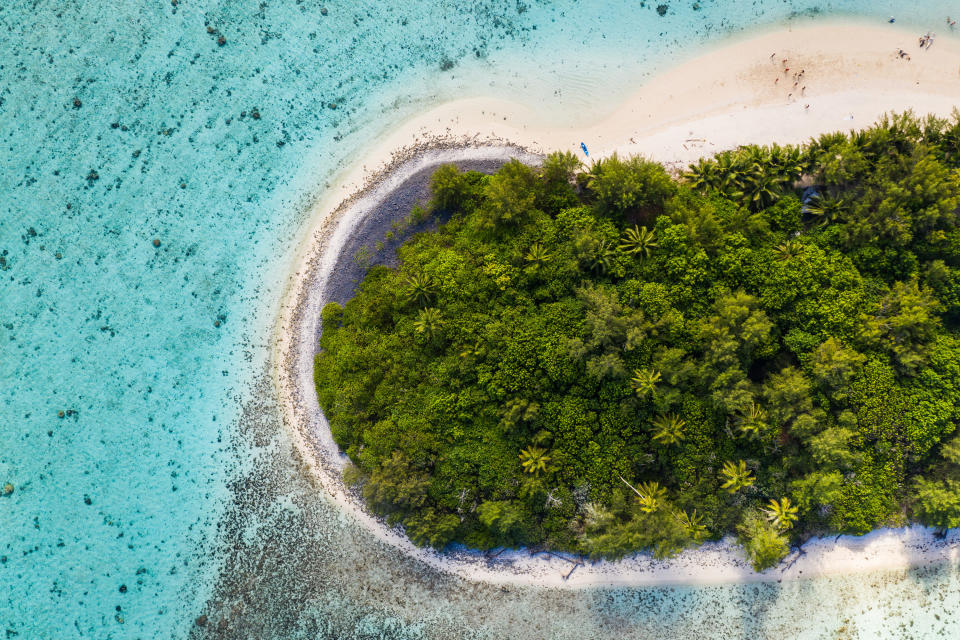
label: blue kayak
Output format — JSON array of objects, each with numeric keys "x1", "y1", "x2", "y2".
[{"x1": 580, "y1": 142, "x2": 589, "y2": 156}]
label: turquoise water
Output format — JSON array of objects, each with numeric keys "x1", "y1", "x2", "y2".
[{"x1": 1, "y1": 1, "x2": 958, "y2": 638}]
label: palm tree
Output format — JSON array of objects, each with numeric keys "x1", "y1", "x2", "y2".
[
  {"x1": 519, "y1": 446, "x2": 551, "y2": 475},
  {"x1": 775, "y1": 239, "x2": 803, "y2": 262},
  {"x1": 714, "y1": 152, "x2": 745, "y2": 200},
  {"x1": 589, "y1": 238, "x2": 618, "y2": 275},
  {"x1": 413, "y1": 307, "x2": 442, "y2": 338},
  {"x1": 684, "y1": 158, "x2": 719, "y2": 191},
  {"x1": 619, "y1": 225, "x2": 658, "y2": 258},
  {"x1": 736, "y1": 403, "x2": 767, "y2": 439},
  {"x1": 676, "y1": 508, "x2": 708, "y2": 541},
  {"x1": 524, "y1": 242, "x2": 552, "y2": 268},
  {"x1": 651, "y1": 413, "x2": 686, "y2": 445},
  {"x1": 769, "y1": 143, "x2": 805, "y2": 184},
  {"x1": 630, "y1": 368, "x2": 661, "y2": 398},
  {"x1": 406, "y1": 273, "x2": 436, "y2": 306},
  {"x1": 740, "y1": 163, "x2": 781, "y2": 210},
  {"x1": 617, "y1": 475, "x2": 667, "y2": 513},
  {"x1": 804, "y1": 194, "x2": 846, "y2": 224},
  {"x1": 763, "y1": 497, "x2": 799, "y2": 530},
  {"x1": 634, "y1": 481, "x2": 668, "y2": 513},
  {"x1": 584, "y1": 158, "x2": 606, "y2": 193},
  {"x1": 719, "y1": 459, "x2": 756, "y2": 494},
  {"x1": 458, "y1": 338, "x2": 485, "y2": 359}
]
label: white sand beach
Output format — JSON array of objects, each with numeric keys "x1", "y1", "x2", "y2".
[{"x1": 272, "y1": 19, "x2": 960, "y2": 587}]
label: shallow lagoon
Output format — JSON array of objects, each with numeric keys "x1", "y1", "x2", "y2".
[{"x1": 1, "y1": 1, "x2": 959, "y2": 637}]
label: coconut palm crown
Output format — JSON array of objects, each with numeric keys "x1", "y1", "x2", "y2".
[
  {"x1": 651, "y1": 413, "x2": 686, "y2": 446},
  {"x1": 763, "y1": 497, "x2": 799, "y2": 530},
  {"x1": 630, "y1": 368, "x2": 661, "y2": 398},
  {"x1": 518, "y1": 446, "x2": 551, "y2": 475},
  {"x1": 720, "y1": 459, "x2": 756, "y2": 494}
]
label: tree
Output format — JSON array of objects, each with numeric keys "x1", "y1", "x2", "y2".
[
  {"x1": 761, "y1": 366, "x2": 816, "y2": 436},
  {"x1": 676, "y1": 508, "x2": 709, "y2": 542},
  {"x1": 861, "y1": 279, "x2": 942, "y2": 373},
  {"x1": 582, "y1": 502, "x2": 692, "y2": 560},
  {"x1": 737, "y1": 511, "x2": 789, "y2": 571},
  {"x1": 519, "y1": 446, "x2": 552, "y2": 475},
  {"x1": 430, "y1": 163, "x2": 483, "y2": 212},
  {"x1": 740, "y1": 162, "x2": 782, "y2": 211},
  {"x1": 804, "y1": 193, "x2": 847, "y2": 225},
  {"x1": 735, "y1": 403, "x2": 767, "y2": 440},
  {"x1": 524, "y1": 242, "x2": 552, "y2": 268},
  {"x1": 538, "y1": 151, "x2": 581, "y2": 213},
  {"x1": 911, "y1": 476, "x2": 960, "y2": 528},
  {"x1": 697, "y1": 292, "x2": 774, "y2": 413},
  {"x1": 619, "y1": 225, "x2": 658, "y2": 257},
  {"x1": 651, "y1": 413, "x2": 686, "y2": 445},
  {"x1": 586, "y1": 153, "x2": 676, "y2": 219},
  {"x1": 791, "y1": 470, "x2": 844, "y2": 515},
  {"x1": 588, "y1": 238, "x2": 620, "y2": 275},
  {"x1": 698, "y1": 291, "x2": 775, "y2": 366},
  {"x1": 911, "y1": 434, "x2": 960, "y2": 528},
  {"x1": 405, "y1": 508, "x2": 461, "y2": 548},
  {"x1": 808, "y1": 425, "x2": 861, "y2": 470},
  {"x1": 477, "y1": 500, "x2": 525, "y2": 538},
  {"x1": 475, "y1": 158, "x2": 540, "y2": 232},
  {"x1": 762, "y1": 497, "x2": 799, "y2": 530},
  {"x1": 362, "y1": 451, "x2": 430, "y2": 522},
  {"x1": 539, "y1": 150, "x2": 581, "y2": 185},
  {"x1": 684, "y1": 157, "x2": 720, "y2": 192},
  {"x1": 810, "y1": 338, "x2": 866, "y2": 396},
  {"x1": 635, "y1": 481, "x2": 668, "y2": 513},
  {"x1": 630, "y1": 368, "x2": 661, "y2": 398},
  {"x1": 775, "y1": 239, "x2": 803, "y2": 261},
  {"x1": 406, "y1": 273, "x2": 436, "y2": 307},
  {"x1": 413, "y1": 307, "x2": 442, "y2": 338},
  {"x1": 720, "y1": 460, "x2": 756, "y2": 494}
]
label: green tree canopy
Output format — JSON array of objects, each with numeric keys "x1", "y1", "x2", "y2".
[{"x1": 315, "y1": 112, "x2": 960, "y2": 569}]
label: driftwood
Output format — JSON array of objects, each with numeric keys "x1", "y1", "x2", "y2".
[
  {"x1": 526, "y1": 548, "x2": 585, "y2": 580},
  {"x1": 781, "y1": 544, "x2": 808, "y2": 572}
]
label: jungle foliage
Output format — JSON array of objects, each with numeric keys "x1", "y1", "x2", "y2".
[{"x1": 315, "y1": 112, "x2": 960, "y2": 570}]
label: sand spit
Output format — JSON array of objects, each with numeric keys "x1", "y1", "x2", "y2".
[{"x1": 272, "y1": 20, "x2": 960, "y2": 587}]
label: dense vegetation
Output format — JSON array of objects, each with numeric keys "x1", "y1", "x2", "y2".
[{"x1": 315, "y1": 112, "x2": 960, "y2": 570}]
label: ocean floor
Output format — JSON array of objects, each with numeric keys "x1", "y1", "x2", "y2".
[{"x1": 2, "y1": 1, "x2": 960, "y2": 638}]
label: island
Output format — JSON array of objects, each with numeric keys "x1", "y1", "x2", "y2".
[{"x1": 313, "y1": 113, "x2": 960, "y2": 571}]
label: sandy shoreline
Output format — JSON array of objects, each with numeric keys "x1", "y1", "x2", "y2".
[{"x1": 271, "y1": 19, "x2": 960, "y2": 587}]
